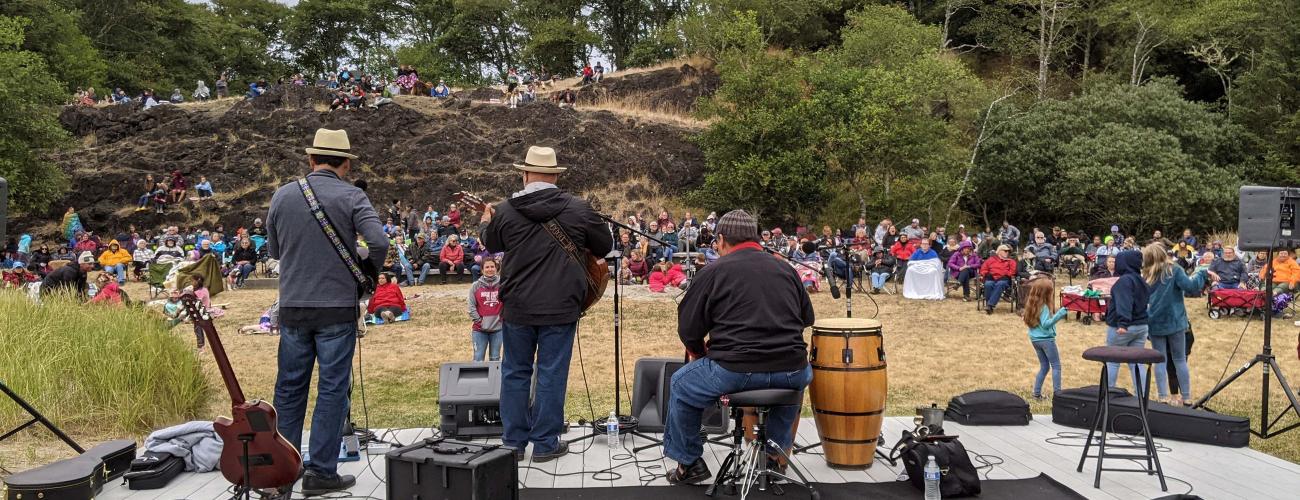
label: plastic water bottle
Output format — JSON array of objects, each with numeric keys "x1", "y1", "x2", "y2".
[
  {"x1": 606, "y1": 411, "x2": 619, "y2": 448},
  {"x1": 924, "y1": 455, "x2": 941, "y2": 499}
]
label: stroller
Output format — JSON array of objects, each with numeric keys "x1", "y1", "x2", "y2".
[{"x1": 1206, "y1": 288, "x2": 1267, "y2": 319}]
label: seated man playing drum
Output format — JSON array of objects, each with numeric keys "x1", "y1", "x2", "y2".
[{"x1": 663, "y1": 210, "x2": 815, "y2": 485}]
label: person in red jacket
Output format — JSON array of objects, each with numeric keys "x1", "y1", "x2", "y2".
[
  {"x1": 649, "y1": 260, "x2": 686, "y2": 292},
  {"x1": 627, "y1": 250, "x2": 650, "y2": 283},
  {"x1": 978, "y1": 244, "x2": 1017, "y2": 314},
  {"x1": 367, "y1": 273, "x2": 407, "y2": 323},
  {"x1": 438, "y1": 234, "x2": 466, "y2": 284},
  {"x1": 890, "y1": 233, "x2": 917, "y2": 281},
  {"x1": 88, "y1": 272, "x2": 124, "y2": 306}
]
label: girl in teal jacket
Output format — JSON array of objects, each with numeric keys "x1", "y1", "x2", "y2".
[{"x1": 1142, "y1": 243, "x2": 1216, "y2": 405}]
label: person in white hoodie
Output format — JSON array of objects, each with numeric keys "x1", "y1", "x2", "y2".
[{"x1": 466, "y1": 258, "x2": 504, "y2": 361}]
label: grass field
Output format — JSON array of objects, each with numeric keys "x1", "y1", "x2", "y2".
[{"x1": 2, "y1": 277, "x2": 1298, "y2": 473}]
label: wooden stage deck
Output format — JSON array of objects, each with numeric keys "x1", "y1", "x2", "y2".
[{"x1": 97, "y1": 416, "x2": 1300, "y2": 499}]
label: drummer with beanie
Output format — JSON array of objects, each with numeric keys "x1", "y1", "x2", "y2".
[{"x1": 663, "y1": 209, "x2": 815, "y2": 485}]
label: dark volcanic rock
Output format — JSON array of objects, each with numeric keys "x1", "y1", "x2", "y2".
[
  {"x1": 572, "y1": 64, "x2": 721, "y2": 113},
  {"x1": 32, "y1": 90, "x2": 706, "y2": 238}
]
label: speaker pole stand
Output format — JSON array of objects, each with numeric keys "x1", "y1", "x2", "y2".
[
  {"x1": 569, "y1": 215, "x2": 667, "y2": 449},
  {"x1": 0, "y1": 380, "x2": 84, "y2": 453},
  {"x1": 1194, "y1": 248, "x2": 1300, "y2": 438}
]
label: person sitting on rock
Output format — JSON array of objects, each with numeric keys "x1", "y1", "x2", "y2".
[
  {"x1": 349, "y1": 84, "x2": 367, "y2": 108},
  {"x1": 136, "y1": 173, "x2": 156, "y2": 211},
  {"x1": 194, "y1": 80, "x2": 210, "y2": 100},
  {"x1": 142, "y1": 89, "x2": 162, "y2": 110},
  {"x1": 195, "y1": 176, "x2": 213, "y2": 199},
  {"x1": 580, "y1": 63, "x2": 594, "y2": 85},
  {"x1": 170, "y1": 88, "x2": 184, "y2": 103},
  {"x1": 151, "y1": 181, "x2": 169, "y2": 213},
  {"x1": 112, "y1": 88, "x2": 131, "y2": 105},
  {"x1": 329, "y1": 87, "x2": 352, "y2": 111},
  {"x1": 558, "y1": 89, "x2": 577, "y2": 108},
  {"x1": 168, "y1": 170, "x2": 187, "y2": 204},
  {"x1": 432, "y1": 79, "x2": 450, "y2": 98},
  {"x1": 594, "y1": 62, "x2": 605, "y2": 82}
]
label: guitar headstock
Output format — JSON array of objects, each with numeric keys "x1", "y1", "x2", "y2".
[
  {"x1": 180, "y1": 292, "x2": 210, "y2": 322},
  {"x1": 452, "y1": 191, "x2": 487, "y2": 213}
]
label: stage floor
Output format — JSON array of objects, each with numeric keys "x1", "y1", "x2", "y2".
[{"x1": 97, "y1": 416, "x2": 1300, "y2": 499}]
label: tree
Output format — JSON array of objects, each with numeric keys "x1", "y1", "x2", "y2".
[
  {"x1": 971, "y1": 79, "x2": 1249, "y2": 232},
  {"x1": 287, "y1": 0, "x2": 375, "y2": 76},
  {"x1": 516, "y1": 0, "x2": 599, "y2": 74},
  {"x1": 0, "y1": 0, "x2": 106, "y2": 92},
  {"x1": 0, "y1": 16, "x2": 69, "y2": 213}
]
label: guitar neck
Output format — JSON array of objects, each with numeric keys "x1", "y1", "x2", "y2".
[{"x1": 182, "y1": 295, "x2": 246, "y2": 404}]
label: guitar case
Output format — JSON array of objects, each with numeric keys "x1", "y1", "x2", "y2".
[
  {"x1": 83, "y1": 439, "x2": 137, "y2": 480},
  {"x1": 124, "y1": 451, "x2": 186, "y2": 490},
  {"x1": 3, "y1": 455, "x2": 103, "y2": 500},
  {"x1": 1052, "y1": 385, "x2": 1251, "y2": 448}
]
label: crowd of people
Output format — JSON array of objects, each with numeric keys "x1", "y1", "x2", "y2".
[{"x1": 71, "y1": 60, "x2": 612, "y2": 112}]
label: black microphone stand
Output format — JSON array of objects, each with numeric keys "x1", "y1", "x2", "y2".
[{"x1": 567, "y1": 213, "x2": 675, "y2": 448}]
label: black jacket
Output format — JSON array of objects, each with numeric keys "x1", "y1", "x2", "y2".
[
  {"x1": 483, "y1": 187, "x2": 613, "y2": 325},
  {"x1": 1105, "y1": 251, "x2": 1150, "y2": 328},
  {"x1": 232, "y1": 246, "x2": 257, "y2": 264},
  {"x1": 42, "y1": 265, "x2": 88, "y2": 299},
  {"x1": 678, "y1": 245, "x2": 814, "y2": 373}
]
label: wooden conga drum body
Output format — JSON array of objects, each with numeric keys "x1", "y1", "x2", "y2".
[{"x1": 809, "y1": 318, "x2": 887, "y2": 469}]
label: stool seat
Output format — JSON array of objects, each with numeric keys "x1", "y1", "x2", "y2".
[
  {"x1": 728, "y1": 389, "x2": 802, "y2": 407},
  {"x1": 1082, "y1": 346, "x2": 1164, "y2": 364}
]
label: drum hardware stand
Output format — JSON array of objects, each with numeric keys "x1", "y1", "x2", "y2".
[
  {"x1": 1194, "y1": 247, "x2": 1300, "y2": 438},
  {"x1": 0, "y1": 379, "x2": 84, "y2": 453},
  {"x1": 570, "y1": 214, "x2": 676, "y2": 449}
]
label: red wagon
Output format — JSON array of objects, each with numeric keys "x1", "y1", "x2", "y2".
[
  {"x1": 1061, "y1": 292, "x2": 1108, "y2": 325},
  {"x1": 1206, "y1": 288, "x2": 1267, "y2": 319}
]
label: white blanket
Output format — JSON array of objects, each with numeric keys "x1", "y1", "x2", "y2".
[
  {"x1": 903, "y1": 258, "x2": 946, "y2": 300},
  {"x1": 144, "y1": 421, "x2": 224, "y2": 472}
]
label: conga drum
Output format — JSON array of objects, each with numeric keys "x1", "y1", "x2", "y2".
[{"x1": 809, "y1": 317, "x2": 887, "y2": 469}]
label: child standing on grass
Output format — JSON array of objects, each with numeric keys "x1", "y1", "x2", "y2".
[
  {"x1": 1022, "y1": 277, "x2": 1068, "y2": 399},
  {"x1": 467, "y1": 258, "x2": 503, "y2": 361}
]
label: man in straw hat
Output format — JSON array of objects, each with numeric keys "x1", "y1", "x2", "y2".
[
  {"x1": 480, "y1": 145, "x2": 613, "y2": 462},
  {"x1": 265, "y1": 128, "x2": 387, "y2": 496},
  {"x1": 662, "y1": 209, "x2": 814, "y2": 485}
]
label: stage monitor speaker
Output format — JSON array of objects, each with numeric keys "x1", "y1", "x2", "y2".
[
  {"x1": 630, "y1": 358, "x2": 727, "y2": 434},
  {"x1": 439, "y1": 361, "x2": 504, "y2": 439},
  {"x1": 0, "y1": 177, "x2": 7, "y2": 244},
  {"x1": 1238, "y1": 186, "x2": 1300, "y2": 251}
]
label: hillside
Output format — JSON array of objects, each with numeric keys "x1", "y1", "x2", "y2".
[{"x1": 26, "y1": 66, "x2": 715, "y2": 238}]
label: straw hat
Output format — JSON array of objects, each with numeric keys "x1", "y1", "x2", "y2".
[
  {"x1": 513, "y1": 146, "x2": 565, "y2": 174},
  {"x1": 304, "y1": 128, "x2": 359, "y2": 159}
]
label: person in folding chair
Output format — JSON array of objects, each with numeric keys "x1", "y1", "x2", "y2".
[{"x1": 664, "y1": 209, "x2": 815, "y2": 485}]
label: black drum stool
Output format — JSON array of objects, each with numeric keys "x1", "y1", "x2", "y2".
[
  {"x1": 706, "y1": 389, "x2": 818, "y2": 500},
  {"x1": 1076, "y1": 346, "x2": 1168, "y2": 492}
]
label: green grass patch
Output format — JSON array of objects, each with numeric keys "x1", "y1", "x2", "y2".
[{"x1": 0, "y1": 291, "x2": 210, "y2": 435}]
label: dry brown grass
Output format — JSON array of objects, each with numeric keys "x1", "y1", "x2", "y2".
[
  {"x1": 583, "y1": 175, "x2": 702, "y2": 219},
  {"x1": 3, "y1": 276, "x2": 1298, "y2": 472},
  {"x1": 548, "y1": 55, "x2": 715, "y2": 92},
  {"x1": 579, "y1": 96, "x2": 710, "y2": 129}
]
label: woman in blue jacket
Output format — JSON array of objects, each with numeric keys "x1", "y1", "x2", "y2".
[
  {"x1": 1142, "y1": 243, "x2": 1216, "y2": 406},
  {"x1": 1105, "y1": 250, "x2": 1150, "y2": 390}
]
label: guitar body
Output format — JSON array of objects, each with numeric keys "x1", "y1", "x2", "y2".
[
  {"x1": 582, "y1": 253, "x2": 610, "y2": 311},
  {"x1": 214, "y1": 401, "x2": 302, "y2": 489},
  {"x1": 182, "y1": 293, "x2": 302, "y2": 490}
]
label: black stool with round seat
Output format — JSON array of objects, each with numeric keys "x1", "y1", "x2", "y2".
[
  {"x1": 706, "y1": 388, "x2": 819, "y2": 500},
  {"x1": 1076, "y1": 345, "x2": 1168, "y2": 492}
]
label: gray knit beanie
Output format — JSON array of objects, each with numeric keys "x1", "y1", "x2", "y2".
[{"x1": 716, "y1": 210, "x2": 759, "y2": 244}]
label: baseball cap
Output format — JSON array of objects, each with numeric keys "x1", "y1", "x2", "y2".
[{"x1": 78, "y1": 252, "x2": 96, "y2": 265}]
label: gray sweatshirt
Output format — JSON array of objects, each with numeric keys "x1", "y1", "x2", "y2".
[
  {"x1": 266, "y1": 169, "x2": 388, "y2": 308},
  {"x1": 467, "y1": 275, "x2": 503, "y2": 332}
]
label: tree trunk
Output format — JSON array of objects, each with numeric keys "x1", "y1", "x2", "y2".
[{"x1": 945, "y1": 91, "x2": 1018, "y2": 228}]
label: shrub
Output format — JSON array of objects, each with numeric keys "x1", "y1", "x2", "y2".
[{"x1": 0, "y1": 291, "x2": 209, "y2": 435}]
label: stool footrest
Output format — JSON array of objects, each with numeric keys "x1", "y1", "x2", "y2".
[{"x1": 1084, "y1": 453, "x2": 1158, "y2": 461}]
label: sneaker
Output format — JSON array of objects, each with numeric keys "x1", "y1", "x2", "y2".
[
  {"x1": 380, "y1": 310, "x2": 396, "y2": 323},
  {"x1": 531, "y1": 441, "x2": 569, "y2": 463},
  {"x1": 985, "y1": 306, "x2": 994, "y2": 315},
  {"x1": 667, "y1": 458, "x2": 712, "y2": 485},
  {"x1": 301, "y1": 472, "x2": 356, "y2": 496}
]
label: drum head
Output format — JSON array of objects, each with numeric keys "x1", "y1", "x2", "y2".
[{"x1": 813, "y1": 317, "x2": 882, "y2": 330}]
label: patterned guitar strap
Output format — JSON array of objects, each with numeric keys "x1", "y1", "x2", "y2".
[
  {"x1": 541, "y1": 217, "x2": 599, "y2": 293},
  {"x1": 297, "y1": 177, "x2": 372, "y2": 293}
]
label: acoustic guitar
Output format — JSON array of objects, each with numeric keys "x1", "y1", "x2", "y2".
[
  {"x1": 454, "y1": 191, "x2": 609, "y2": 311},
  {"x1": 181, "y1": 293, "x2": 302, "y2": 489}
]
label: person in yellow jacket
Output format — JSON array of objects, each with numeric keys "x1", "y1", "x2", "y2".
[
  {"x1": 98, "y1": 240, "x2": 133, "y2": 285},
  {"x1": 1261, "y1": 250, "x2": 1300, "y2": 298}
]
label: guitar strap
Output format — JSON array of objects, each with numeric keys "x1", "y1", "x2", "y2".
[
  {"x1": 297, "y1": 177, "x2": 373, "y2": 294},
  {"x1": 539, "y1": 205, "x2": 599, "y2": 292}
]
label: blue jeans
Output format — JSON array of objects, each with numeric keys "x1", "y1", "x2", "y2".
[
  {"x1": 235, "y1": 263, "x2": 255, "y2": 283},
  {"x1": 274, "y1": 321, "x2": 356, "y2": 477},
  {"x1": 472, "y1": 330, "x2": 502, "y2": 361},
  {"x1": 663, "y1": 358, "x2": 812, "y2": 467},
  {"x1": 500, "y1": 322, "x2": 576, "y2": 454},
  {"x1": 104, "y1": 264, "x2": 126, "y2": 284},
  {"x1": 956, "y1": 268, "x2": 978, "y2": 297},
  {"x1": 1149, "y1": 333, "x2": 1189, "y2": 399},
  {"x1": 418, "y1": 263, "x2": 432, "y2": 284},
  {"x1": 1105, "y1": 324, "x2": 1149, "y2": 391},
  {"x1": 984, "y1": 277, "x2": 1011, "y2": 308},
  {"x1": 1032, "y1": 340, "x2": 1061, "y2": 397},
  {"x1": 1212, "y1": 281, "x2": 1239, "y2": 290},
  {"x1": 470, "y1": 264, "x2": 483, "y2": 281},
  {"x1": 871, "y1": 272, "x2": 889, "y2": 289}
]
